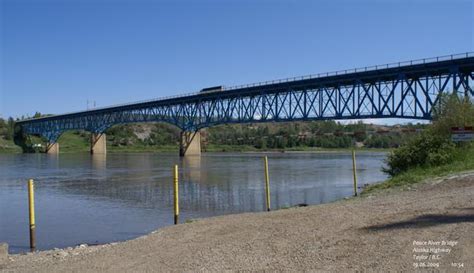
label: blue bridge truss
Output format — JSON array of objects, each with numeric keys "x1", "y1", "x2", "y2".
[{"x1": 15, "y1": 53, "x2": 474, "y2": 143}]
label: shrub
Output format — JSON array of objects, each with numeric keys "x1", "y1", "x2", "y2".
[
  {"x1": 384, "y1": 91, "x2": 474, "y2": 177},
  {"x1": 383, "y1": 131, "x2": 455, "y2": 176}
]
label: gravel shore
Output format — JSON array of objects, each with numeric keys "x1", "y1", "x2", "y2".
[{"x1": 1, "y1": 173, "x2": 473, "y2": 272}]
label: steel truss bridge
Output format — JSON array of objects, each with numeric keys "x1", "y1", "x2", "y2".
[{"x1": 16, "y1": 53, "x2": 474, "y2": 143}]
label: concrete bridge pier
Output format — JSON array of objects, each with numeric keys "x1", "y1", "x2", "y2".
[
  {"x1": 180, "y1": 131, "x2": 201, "y2": 157},
  {"x1": 46, "y1": 143, "x2": 59, "y2": 154},
  {"x1": 90, "y1": 133, "x2": 107, "y2": 154}
]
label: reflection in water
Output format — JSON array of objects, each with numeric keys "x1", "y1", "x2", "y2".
[
  {"x1": 0, "y1": 152, "x2": 387, "y2": 253},
  {"x1": 91, "y1": 153, "x2": 106, "y2": 171},
  {"x1": 182, "y1": 155, "x2": 202, "y2": 183}
]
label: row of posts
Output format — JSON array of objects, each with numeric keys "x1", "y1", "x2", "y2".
[{"x1": 26, "y1": 150, "x2": 360, "y2": 251}]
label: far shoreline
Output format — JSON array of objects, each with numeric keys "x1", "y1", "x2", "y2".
[{"x1": 0, "y1": 146, "x2": 392, "y2": 155}]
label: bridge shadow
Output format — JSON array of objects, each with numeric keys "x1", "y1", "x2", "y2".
[{"x1": 363, "y1": 210, "x2": 474, "y2": 231}]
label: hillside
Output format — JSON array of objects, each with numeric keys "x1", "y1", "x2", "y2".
[{"x1": 0, "y1": 118, "x2": 426, "y2": 153}]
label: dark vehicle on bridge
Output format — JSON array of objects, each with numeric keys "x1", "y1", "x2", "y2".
[{"x1": 200, "y1": 86, "x2": 224, "y2": 93}]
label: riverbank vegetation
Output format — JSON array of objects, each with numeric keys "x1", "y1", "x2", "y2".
[
  {"x1": 0, "y1": 115, "x2": 425, "y2": 153},
  {"x1": 363, "y1": 93, "x2": 474, "y2": 194},
  {"x1": 206, "y1": 121, "x2": 417, "y2": 150},
  {"x1": 0, "y1": 117, "x2": 21, "y2": 153}
]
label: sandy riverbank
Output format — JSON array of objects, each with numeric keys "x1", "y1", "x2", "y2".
[{"x1": 1, "y1": 173, "x2": 473, "y2": 272}]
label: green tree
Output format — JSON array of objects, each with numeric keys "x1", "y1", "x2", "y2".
[
  {"x1": 384, "y1": 92, "x2": 474, "y2": 176},
  {"x1": 431, "y1": 93, "x2": 474, "y2": 137},
  {"x1": 255, "y1": 138, "x2": 267, "y2": 149}
]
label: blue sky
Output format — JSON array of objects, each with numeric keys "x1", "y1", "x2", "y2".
[{"x1": 1, "y1": 0, "x2": 473, "y2": 122}]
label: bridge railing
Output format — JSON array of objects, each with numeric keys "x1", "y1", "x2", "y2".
[{"x1": 223, "y1": 52, "x2": 474, "y2": 91}]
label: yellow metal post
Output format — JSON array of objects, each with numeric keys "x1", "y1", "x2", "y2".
[
  {"x1": 264, "y1": 156, "x2": 271, "y2": 211},
  {"x1": 173, "y1": 165, "x2": 179, "y2": 224},
  {"x1": 352, "y1": 149, "x2": 358, "y2": 196},
  {"x1": 28, "y1": 179, "x2": 36, "y2": 251}
]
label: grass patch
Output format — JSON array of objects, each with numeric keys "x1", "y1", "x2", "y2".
[
  {"x1": 362, "y1": 144, "x2": 474, "y2": 195},
  {"x1": 0, "y1": 137, "x2": 22, "y2": 153},
  {"x1": 283, "y1": 147, "x2": 390, "y2": 153},
  {"x1": 204, "y1": 144, "x2": 259, "y2": 152},
  {"x1": 57, "y1": 131, "x2": 90, "y2": 153}
]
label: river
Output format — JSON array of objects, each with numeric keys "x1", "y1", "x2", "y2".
[{"x1": 0, "y1": 152, "x2": 387, "y2": 253}]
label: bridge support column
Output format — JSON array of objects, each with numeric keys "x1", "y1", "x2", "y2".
[
  {"x1": 179, "y1": 131, "x2": 201, "y2": 157},
  {"x1": 90, "y1": 133, "x2": 107, "y2": 154},
  {"x1": 46, "y1": 143, "x2": 59, "y2": 154}
]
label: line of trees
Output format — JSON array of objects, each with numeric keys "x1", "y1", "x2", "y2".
[{"x1": 207, "y1": 121, "x2": 415, "y2": 149}]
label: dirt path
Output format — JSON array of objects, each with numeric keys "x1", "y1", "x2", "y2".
[{"x1": 2, "y1": 173, "x2": 473, "y2": 272}]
